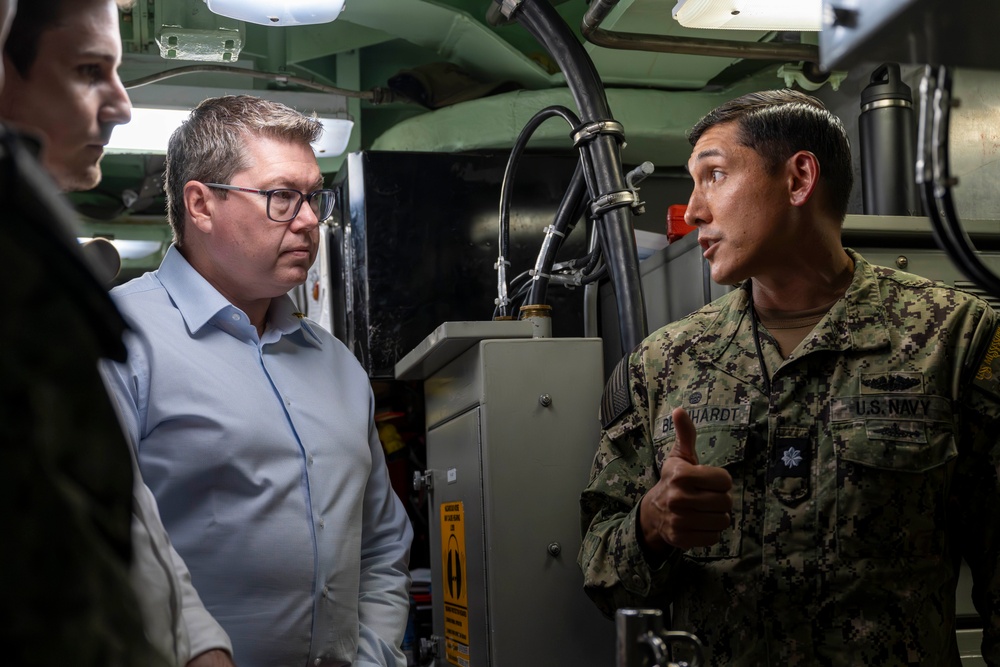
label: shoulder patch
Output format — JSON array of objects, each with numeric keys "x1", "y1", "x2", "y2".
[
  {"x1": 600, "y1": 356, "x2": 633, "y2": 430},
  {"x1": 972, "y1": 322, "x2": 1000, "y2": 397}
]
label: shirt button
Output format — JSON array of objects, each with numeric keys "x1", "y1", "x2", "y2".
[
  {"x1": 318, "y1": 518, "x2": 325, "y2": 528},
  {"x1": 231, "y1": 313, "x2": 240, "y2": 321},
  {"x1": 308, "y1": 454, "x2": 314, "y2": 466},
  {"x1": 323, "y1": 585, "x2": 330, "y2": 598}
]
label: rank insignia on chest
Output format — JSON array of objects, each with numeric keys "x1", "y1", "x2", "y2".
[
  {"x1": 767, "y1": 437, "x2": 811, "y2": 481},
  {"x1": 767, "y1": 436, "x2": 812, "y2": 506}
]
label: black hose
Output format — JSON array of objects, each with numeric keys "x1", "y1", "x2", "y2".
[
  {"x1": 582, "y1": 243, "x2": 604, "y2": 277},
  {"x1": 511, "y1": 0, "x2": 648, "y2": 355},
  {"x1": 526, "y1": 163, "x2": 588, "y2": 306},
  {"x1": 918, "y1": 65, "x2": 1000, "y2": 298},
  {"x1": 496, "y1": 105, "x2": 581, "y2": 318}
]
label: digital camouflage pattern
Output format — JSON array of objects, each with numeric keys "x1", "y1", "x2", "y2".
[
  {"x1": 579, "y1": 250, "x2": 1000, "y2": 666},
  {"x1": 0, "y1": 129, "x2": 166, "y2": 666}
]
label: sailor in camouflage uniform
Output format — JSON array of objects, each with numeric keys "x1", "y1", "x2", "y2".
[{"x1": 578, "y1": 89, "x2": 1000, "y2": 665}]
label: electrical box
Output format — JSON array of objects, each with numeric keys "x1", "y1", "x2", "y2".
[{"x1": 396, "y1": 324, "x2": 614, "y2": 667}]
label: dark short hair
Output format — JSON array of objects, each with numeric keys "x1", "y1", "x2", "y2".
[
  {"x1": 4, "y1": 0, "x2": 135, "y2": 76},
  {"x1": 164, "y1": 94, "x2": 323, "y2": 245},
  {"x1": 688, "y1": 89, "x2": 854, "y2": 220}
]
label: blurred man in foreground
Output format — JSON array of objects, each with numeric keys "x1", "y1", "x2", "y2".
[{"x1": 0, "y1": 1, "x2": 234, "y2": 664}]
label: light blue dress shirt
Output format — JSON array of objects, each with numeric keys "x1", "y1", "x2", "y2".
[{"x1": 102, "y1": 245, "x2": 413, "y2": 667}]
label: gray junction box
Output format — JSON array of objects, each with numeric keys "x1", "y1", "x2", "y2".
[{"x1": 396, "y1": 324, "x2": 614, "y2": 667}]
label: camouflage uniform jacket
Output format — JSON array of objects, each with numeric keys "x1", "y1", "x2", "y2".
[{"x1": 579, "y1": 249, "x2": 1000, "y2": 666}]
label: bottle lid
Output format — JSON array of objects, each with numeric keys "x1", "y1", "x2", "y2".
[{"x1": 860, "y1": 63, "x2": 912, "y2": 108}]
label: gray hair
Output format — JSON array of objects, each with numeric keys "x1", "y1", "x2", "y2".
[{"x1": 164, "y1": 94, "x2": 323, "y2": 245}]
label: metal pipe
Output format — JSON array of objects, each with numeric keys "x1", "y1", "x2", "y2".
[
  {"x1": 616, "y1": 609, "x2": 706, "y2": 667},
  {"x1": 581, "y1": 0, "x2": 819, "y2": 62},
  {"x1": 122, "y1": 65, "x2": 405, "y2": 104}
]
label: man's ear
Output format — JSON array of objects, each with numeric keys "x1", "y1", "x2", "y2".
[
  {"x1": 787, "y1": 150, "x2": 820, "y2": 207},
  {"x1": 184, "y1": 181, "x2": 215, "y2": 234}
]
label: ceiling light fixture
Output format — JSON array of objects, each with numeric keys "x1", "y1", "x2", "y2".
[
  {"x1": 204, "y1": 0, "x2": 347, "y2": 27},
  {"x1": 107, "y1": 109, "x2": 354, "y2": 156},
  {"x1": 672, "y1": 0, "x2": 822, "y2": 31},
  {"x1": 107, "y1": 85, "x2": 354, "y2": 157}
]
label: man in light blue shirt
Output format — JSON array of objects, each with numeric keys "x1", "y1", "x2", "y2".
[{"x1": 102, "y1": 95, "x2": 413, "y2": 667}]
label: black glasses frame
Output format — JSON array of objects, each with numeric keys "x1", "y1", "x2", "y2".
[{"x1": 203, "y1": 182, "x2": 336, "y2": 223}]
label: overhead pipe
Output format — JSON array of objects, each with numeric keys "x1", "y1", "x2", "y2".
[
  {"x1": 122, "y1": 65, "x2": 406, "y2": 104},
  {"x1": 499, "y1": 0, "x2": 648, "y2": 356},
  {"x1": 581, "y1": 0, "x2": 820, "y2": 62}
]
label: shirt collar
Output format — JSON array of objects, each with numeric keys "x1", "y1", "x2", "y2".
[
  {"x1": 266, "y1": 293, "x2": 323, "y2": 348},
  {"x1": 156, "y1": 244, "x2": 322, "y2": 348},
  {"x1": 157, "y1": 245, "x2": 233, "y2": 334}
]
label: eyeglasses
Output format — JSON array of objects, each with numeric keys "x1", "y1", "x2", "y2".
[{"x1": 203, "y1": 183, "x2": 336, "y2": 223}]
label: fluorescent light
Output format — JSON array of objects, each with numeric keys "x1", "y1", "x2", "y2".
[
  {"x1": 108, "y1": 108, "x2": 189, "y2": 154},
  {"x1": 314, "y1": 117, "x2": 355, "y2": 156},
  {"x1": 107, "y1": 107, "x2": 354, "y2": 157},
  {"x1": 672, "y1": 0, "x2": 822, "y2": 31},
  {"x1": 204, "y1": 0, "x2": 347, "y2": 27}
]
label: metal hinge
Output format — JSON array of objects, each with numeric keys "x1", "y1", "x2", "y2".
[{"x1": 413, "y1": 470, "x2": 434, "y2": 491}]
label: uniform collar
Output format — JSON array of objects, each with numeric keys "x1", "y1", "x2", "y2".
[
  {"x1": 802, "y1": 248, "x2": 891, "y2": 355},
  {"x1": 693, "y1": 249, "x2": 890, "y2": 369}
]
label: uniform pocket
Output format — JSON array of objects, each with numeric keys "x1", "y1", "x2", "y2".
[
  {"x1": 657, "y1": 427, "x2": 748, "y2": 560},
  {"x1": 832, "y1": 419, "x2": 957, "y2": 558}
]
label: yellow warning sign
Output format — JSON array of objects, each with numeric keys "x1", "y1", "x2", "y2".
[{"x1": 440, "y1": 501, "x2": 470, "y2": 665}]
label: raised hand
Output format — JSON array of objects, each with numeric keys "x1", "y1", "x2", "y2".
[{"x1": 639, "y1": 407, "x2": 734, "y2": 553}]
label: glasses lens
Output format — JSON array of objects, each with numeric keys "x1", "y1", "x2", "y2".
[
  {"x1": 267, "y1": 189, "x2": 302, "y2": 222},
  {"x1": 308, "y1": 190, "x2": 336, "y2": 221}
]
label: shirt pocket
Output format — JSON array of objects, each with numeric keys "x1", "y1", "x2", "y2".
[
  {"x1": 656, "y1": 427, "x2": 748, "y2": 560},
  {"x1": 832, "y1": 419, "x2": 957, "y2": 559}
]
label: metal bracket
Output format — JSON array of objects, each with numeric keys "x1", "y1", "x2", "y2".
[
  {"x1": 571, "y1": 119, "x2": 625, "y2": 147},
  {"x1": 498, "y1": 0, "x2": 522, "y2": 19},
  {"x1": 590, "y1": 190, "x2": 637, "y2": 217},
  {"x1": 624, "y1": 161, "x2": 654, "y2": 216},
  {"x1": 413, "y1": 470, "x2": 433, "y2": 491},
  {"x1": 420, "y1": 635, "x2": 443, "y2": 662}
]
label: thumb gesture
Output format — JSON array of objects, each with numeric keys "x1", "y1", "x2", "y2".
[
  {"x1": 667, "y1": 406, "x2": 699, "y2": 465},
  {"x1": 639, "y1": 406, "x2": 733, "y2": 552}
]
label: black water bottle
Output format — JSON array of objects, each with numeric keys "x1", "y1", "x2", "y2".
[{"x1": 859, "y1": 63, "x2": 921, "y2": 216}]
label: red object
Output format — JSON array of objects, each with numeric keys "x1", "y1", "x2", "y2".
[{"x1": 667, "y1": 204, "x2": 696, "y2": 243}]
